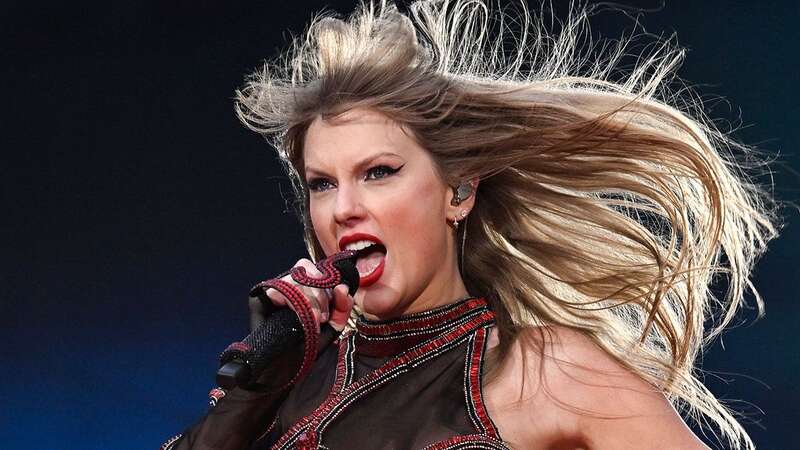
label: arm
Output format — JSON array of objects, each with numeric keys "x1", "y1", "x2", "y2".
[
  {"x1": 161, "y1": 387, "x2": 289, "y2": 450},
  {"x1": 160, "y1": 257, "x2": 355, "y2": 450}
]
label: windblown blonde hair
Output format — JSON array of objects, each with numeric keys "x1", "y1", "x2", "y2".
[{"x1": 234, "y1": 1, "x2": 781, "y2": 448}]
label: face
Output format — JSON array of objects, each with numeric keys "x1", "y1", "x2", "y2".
[{"x1": 303, "y1": 108, "x2": 469, "y2": 318}]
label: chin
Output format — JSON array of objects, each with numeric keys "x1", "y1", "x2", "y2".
[{"x1": 357, "y1": 287, "x2": 403, "y2": 320}]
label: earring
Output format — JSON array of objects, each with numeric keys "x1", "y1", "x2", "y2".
[
  {"x1": 452, "y1": 209, "x2": 468, "y2": 229},
  {"x1": 451, "y1": 182, "x2": 473, "y2": 206}
]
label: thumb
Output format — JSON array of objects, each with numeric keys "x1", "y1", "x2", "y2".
[{"x1": 328, "y1": 284, "x2": 355, "y2": 331}]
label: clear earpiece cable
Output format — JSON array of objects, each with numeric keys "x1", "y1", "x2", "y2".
[{"x1": 459, "y1": 215, "x2": 468, "y2": 276}]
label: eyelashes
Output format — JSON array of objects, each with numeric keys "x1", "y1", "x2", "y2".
[
  {"x1": 307, "y1": 177, "x2": 335, "y2": 192},
  {"x1": 307, "y1": 164, "x2": 404, "y2": 192},
  {"x1": 365, "y1": 164, "x2": 403, "y2": 181}
]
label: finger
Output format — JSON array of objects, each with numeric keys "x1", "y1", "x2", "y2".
[
  {"x1": 278, "y1": 258, "x2": 315, "y2": 284},
  {"x1": 328, "y1": 284, "x2": 354, "y2": 332},
  {"x1": 248, "y1": 295, "x2": 267, "y2": 332},
  {"x1": 265, "y1": 287, "x2": 289, "y2": 308},
  {"x1": 318, "y1": 289, "x2": 333, "y2": 323},
  {"x1": 311, "y1": 288, "x2": 336, "y2": 331},
  {"x1": 295, "y1": 259, "x2": 329, "y2": 326},
  {"x1": 304, "y1": 305, "x2": 322, "y2": 334},
  {"x1": 268, "y1": 283, "x2": 323, "y2": 333},
  {"x1": 296, "y1": 258, "x2": 324, "y2": 278}
]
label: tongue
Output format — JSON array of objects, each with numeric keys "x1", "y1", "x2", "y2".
[{"x1": 355, "y1": 248, "x2": 385, "y2": 276}]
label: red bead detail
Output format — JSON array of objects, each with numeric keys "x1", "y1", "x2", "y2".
[
  {"x1": 289, "y1": 250, "x2": 357, "y2": 289},
  {"x1": 207, "y1": 387, "x2": 226, "y2": 407},
  {"x1": 261, "y1": 278, "x2": 319, "y2": 387},
  {"x1": 272, "y1": 309, "x2": 496, "y2": 449},
  {"x1": 468, "y1": 327, "x2": 499, "y2": 439},
  {"x1": 422, "y1": 433, "x2": 508, "y2": 449},
  {"x1": 295, "y1": 430, "x2": 318, "y2": 449},
  {"x1": 208, "y1": 387, "x2": 226, "y2": 400},
  {"x1": 224, "y1": 341, "x2": 250, "y2": 353},
  {"x1": 355, "y1": 298, "x2": 489, "y2": 357},
  {"x1": 332, "y1": 334, "x2": 351, "y2": 393},
  {"x1": 357, "y1": 298, "x2": 488, "y2": 338}
]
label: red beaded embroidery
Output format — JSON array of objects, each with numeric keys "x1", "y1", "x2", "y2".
[{"x1": 270, "y1": 297, "x2": 509, "y2": 450}]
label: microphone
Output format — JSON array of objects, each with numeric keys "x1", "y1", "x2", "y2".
[{"x1": 216, "y1": 251, "x2": 360, "y2": 390}]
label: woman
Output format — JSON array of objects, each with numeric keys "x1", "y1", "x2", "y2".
[{"x1": 161, "y1": 1, "x2": 781, "y2": 449}]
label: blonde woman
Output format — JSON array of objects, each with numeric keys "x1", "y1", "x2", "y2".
[{"x1": 161, "y1": 1, "x2": 781, "y2": 449}]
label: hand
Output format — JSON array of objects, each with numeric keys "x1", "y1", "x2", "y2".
[{"x1": 248, "y1": 258, "x2": 355, "y2": 333}]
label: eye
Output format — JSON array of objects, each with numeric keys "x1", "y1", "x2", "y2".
[
  {"x1": 307, "y1": 177, "x2": 335, "y2": 192},
  {"x1": 365, "y1": 164, "x2": 404, "y2": 181}
]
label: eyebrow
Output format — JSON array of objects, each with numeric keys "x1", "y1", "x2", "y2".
[{"x1": 304, "y1": 151, "x2": 404, "y2": 178}]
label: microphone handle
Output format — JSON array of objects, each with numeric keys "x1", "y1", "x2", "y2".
[
  {"x1": 216, "y1": 250, "x2": 359, "y2": 391},
  {"x1": 216, "y1": 308, "x2": 304, "y2": 390}
]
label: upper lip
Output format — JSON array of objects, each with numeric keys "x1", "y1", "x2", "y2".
[{"x1": 338, "y1": 232, "x2": 384, "y2": 251}]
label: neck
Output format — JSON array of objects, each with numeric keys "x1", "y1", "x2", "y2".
[
  {"x1": 360, "y1": 261, "x2": 469, "y2": 321},
  {"x1": 407, "y1": 274, "x2": 469, "y2": 315},
  {"x1": 401, "y1": 232, "x2": 469, "y2": 315}
]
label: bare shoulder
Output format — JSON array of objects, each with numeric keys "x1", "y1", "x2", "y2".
[{"x1": 484, "y1": 325, "x2": 709, "y2": 450}]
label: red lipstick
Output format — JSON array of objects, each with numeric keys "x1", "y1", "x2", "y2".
[{"x1": 338, "y1": 232, "x2": 386, "y2": 287}]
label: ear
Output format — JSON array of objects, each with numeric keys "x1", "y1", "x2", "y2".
[{"x1": 445, "y1": 178, "x2": 479, "y2": 222}]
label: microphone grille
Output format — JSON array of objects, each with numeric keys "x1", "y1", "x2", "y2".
[{"x1": 332, "y1": 252, "x2": 360, "y2": 296}]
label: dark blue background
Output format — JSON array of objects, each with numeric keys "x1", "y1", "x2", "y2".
[{"x1": 3, "y1": 1, "x2": 798, "y2": 449}]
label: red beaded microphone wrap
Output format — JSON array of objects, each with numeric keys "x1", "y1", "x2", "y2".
[
  {"x1": 248, "y1": 250, "x2": 357, "y2": 387},
  {"x1": 256, "y1": 278, "x2": 320, "y2": 386}
]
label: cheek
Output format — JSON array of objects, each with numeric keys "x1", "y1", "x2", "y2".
[{"x1": 385, "y1": 178, "x2": 449, "y2": 265}]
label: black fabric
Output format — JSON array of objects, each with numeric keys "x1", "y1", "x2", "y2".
[
  {"x1": 249, "y1": 298, "x2": 504, "y2": 449},
  {"x1": 257, "y1": 340, "x2": 475, "y2": 449},
  {"x1": 164, "y1": 325, "x2": 340, "y2": 450},
  {"x1": 253, "y1": 340, "x2": 341, "y2": 447},
  {"x1": 165, "y1": 298, "x2": 505, "y2": 450},
  {"x1": 167, "y1": 388, "x2": 286, "y2": 450}
]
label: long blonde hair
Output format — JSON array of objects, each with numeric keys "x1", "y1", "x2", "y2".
[{"x1": 234, "y1": 1, "x2": 782, "y2": 448}]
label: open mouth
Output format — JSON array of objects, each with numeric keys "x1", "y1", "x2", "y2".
[
  {"x1": 354, "y1": 243, "x2": 386, "y2": 279},
  {"x1": 340, "y1": 235, "x2": 388, "y2": 287}
]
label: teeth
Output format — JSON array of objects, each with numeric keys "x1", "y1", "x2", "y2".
[{"x1": 344, "y1": 239, "x2": 379, "y2": 251}]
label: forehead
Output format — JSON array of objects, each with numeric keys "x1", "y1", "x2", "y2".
[{"x1": 302, "y1": 108, "x2": 420, "y2": 169}]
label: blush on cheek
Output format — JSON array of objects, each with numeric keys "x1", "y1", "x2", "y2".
[{"x1": 393, "y1": 190, "x2": 450, "y2": 274}]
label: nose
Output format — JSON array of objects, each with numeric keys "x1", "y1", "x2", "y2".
[{"x1": 333, "y1": 183, "x2": 366, "y2": 226}]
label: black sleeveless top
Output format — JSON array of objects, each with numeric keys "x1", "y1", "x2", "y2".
[{"x1": 254, "y1": 297, "x2": 509, "y2": 450}]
